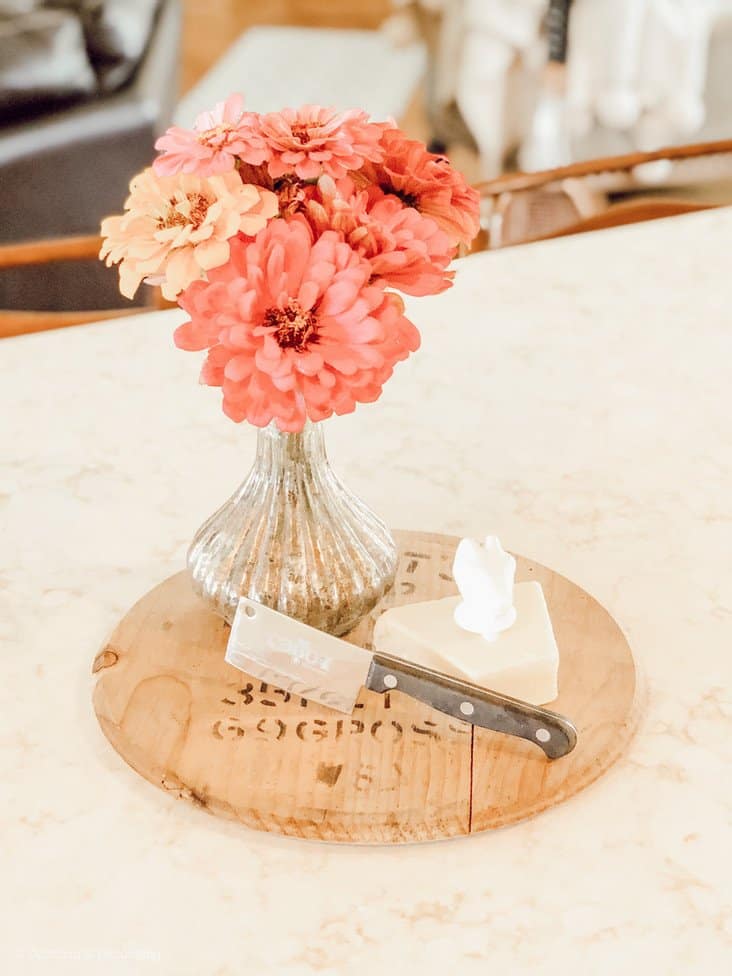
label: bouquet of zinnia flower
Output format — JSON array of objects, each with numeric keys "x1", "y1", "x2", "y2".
[{"x1": 101, "y1": 96, "x2": 480, "y2": 432}]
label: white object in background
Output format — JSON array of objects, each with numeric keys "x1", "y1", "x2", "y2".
[
  {"x1": 453, "y1": 535, "x2": 517, "y2": 640},
  {"x1": 633, "y1": 0, "x2": 714, "y2": 150},
  {"x1": 456, "y1": 0, "x2": 545, "y2": 177},
  {"x1": 519, "y1": 80, "x2": 572, "y2": 171},
  {"x1": 372, "y1": 582, "x2": 560, "y2": 704},
  {"x1": 457, "y1": 32, "x2": 515, "y2": 178},
  {"x1": 668, "y1": 1, "x2": 711, "y2": 135},
  {"x1": 593, "y1": 0, "x2": 646, "y2": 131},
  {"x1": 568, "y1": 0, "x2": 723, "y2": 150},
  {"x1": 446, "y1": 0, "x2": 732, "y2": 176}
]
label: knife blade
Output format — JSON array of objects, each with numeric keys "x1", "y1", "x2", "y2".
[{"x1": 225, "y1": 597, "x2": 577, "y2": 760}]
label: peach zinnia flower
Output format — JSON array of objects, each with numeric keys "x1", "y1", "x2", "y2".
[
  {"x1": 100, "y1": 168, "x2": 278, "y2": 299},
  {"x1": 175, "y1": 218, "x2": 420, "y2": 431},
  {"x1": 153, "y1": 93, "x2": 269, "y2": 176},
  {"x1": 258, "y1": 105, "x2": 383, "y2": 181},
  {"x1": 359, "y1": 128, "x2": 480, "y2": 248},
  {"x1": 306, "y1": 179, "x2": 454, "y2": 296}
]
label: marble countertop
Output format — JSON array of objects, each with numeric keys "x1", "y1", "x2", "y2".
[{"x1": 2, "y1": 210, "x2": 730, "y2": 974}]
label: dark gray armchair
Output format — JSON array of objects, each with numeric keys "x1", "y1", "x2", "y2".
[{"x1": 0, "y1": 0, "x2": 181, "y2": 313}]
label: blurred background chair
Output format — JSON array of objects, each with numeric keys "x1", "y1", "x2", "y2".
[
  {"x1": 473, "y1": 138, "x2": 731, "y2": 249},
  {"x1": 0, "y1": 0, "x2": 181, "y2": 318},
  {"x1": 0, "y1": 234, "x2": 165, "y2": 339}
]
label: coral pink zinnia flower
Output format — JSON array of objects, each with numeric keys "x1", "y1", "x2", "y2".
[
  {"x1": 358, "y1": 127, "x2": 480, "y2": 248},
  {"x1": 257, "y1": 105, "x2": 384, "y2": 181},
  {"x1": 100, "y1": 168, "x2": 278, "y2": 299},
  {"x1": 153, "y1": 93, "x2": 269, "y2": 176},
  {"x1": 306, "y1": 179, "x2": 454, "y2": 296},
  {"x1": 175, "y1": 218, "x2": 420, "y2": 431}
]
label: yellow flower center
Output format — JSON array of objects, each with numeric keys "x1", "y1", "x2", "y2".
[
  {"x1": 159, "y1": 192, "x2": 210, "y2": 231},
  {"x1": 186, "y1": 192, "x2": 211, "y2": 228},
  {"x1": 264, "y1": 301, "x2": 318, "y2": 352},
  {"x1": 197, "y1": 123, "x2": 232, "y2": 144}
]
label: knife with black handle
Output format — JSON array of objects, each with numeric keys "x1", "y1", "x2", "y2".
[{"x1": 367, "y1": 653, "x2": 576, "y2": 759}]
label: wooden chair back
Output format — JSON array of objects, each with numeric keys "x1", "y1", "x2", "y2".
[
  {"x1": 473, "y1": 138, "x2": 732, "y2": 249},
  {"x1": 0, "y1": 235, "x2": 156, "y2": 339}
]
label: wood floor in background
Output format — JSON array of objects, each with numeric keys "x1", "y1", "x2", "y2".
[{"x1": 182, "y1": 0, "x2": 393, "y2": 93}]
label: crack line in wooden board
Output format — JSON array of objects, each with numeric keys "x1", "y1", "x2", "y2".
[{"x1": 468, "y1": 725, "x2": 474, "y2": 833}]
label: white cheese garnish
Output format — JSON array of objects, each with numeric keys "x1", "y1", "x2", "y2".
[
  {"x1": 453, "y1": 535, "x2": 517, "y2": 640},
  {"x1": 373, "y1": 581, "x2": 559, "y2": 705}
]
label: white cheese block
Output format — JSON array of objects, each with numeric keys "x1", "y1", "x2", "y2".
[{"x1": 372, "y1": 581, "x2": 559, "y2": 704}]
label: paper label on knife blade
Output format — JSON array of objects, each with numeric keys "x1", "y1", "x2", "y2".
[{"x1": 224, "y1": 597, "x2": 372, "y2": 714}]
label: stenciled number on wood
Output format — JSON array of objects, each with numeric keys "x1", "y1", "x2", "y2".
[{"x1": 211, "y1": 681, "x2": 470, "y2": 745}]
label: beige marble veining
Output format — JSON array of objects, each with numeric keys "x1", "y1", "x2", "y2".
[{"x1": 1, "y1": 210, "x2": 731, "y2": 974}]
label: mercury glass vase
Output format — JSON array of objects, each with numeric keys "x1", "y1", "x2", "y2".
[{"x1": 187, "y1": 421, "x2": 398, "y2": 635}]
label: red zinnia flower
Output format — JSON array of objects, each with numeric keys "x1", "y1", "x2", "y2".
[{"x1": 358, "y1": 127, "x2": 480, "y2": 247}]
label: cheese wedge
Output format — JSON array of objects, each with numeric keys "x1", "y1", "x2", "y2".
[{"x1": 372, "y1": 581, "x2": 559, "y2": 704}]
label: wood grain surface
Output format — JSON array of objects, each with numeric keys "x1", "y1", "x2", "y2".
[{"x1": 92, "y1": 530, "x2": 641, "y2": 843}]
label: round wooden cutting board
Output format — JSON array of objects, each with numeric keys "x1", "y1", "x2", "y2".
[{"x1": 92, "y1": 530, "x2": 641, "y2": 843}]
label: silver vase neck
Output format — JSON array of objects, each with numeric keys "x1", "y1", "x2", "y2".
[
  {"x1": 255, "y1": 420, "x2": 328, "y2": 471},
  {"x1": 254, "y1": 421, "x2": 330, "y2": 477}
]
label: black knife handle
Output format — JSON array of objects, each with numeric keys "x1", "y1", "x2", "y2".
[{"x1": 366, "y1": 652, "x2": 577, "y2": 760}]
